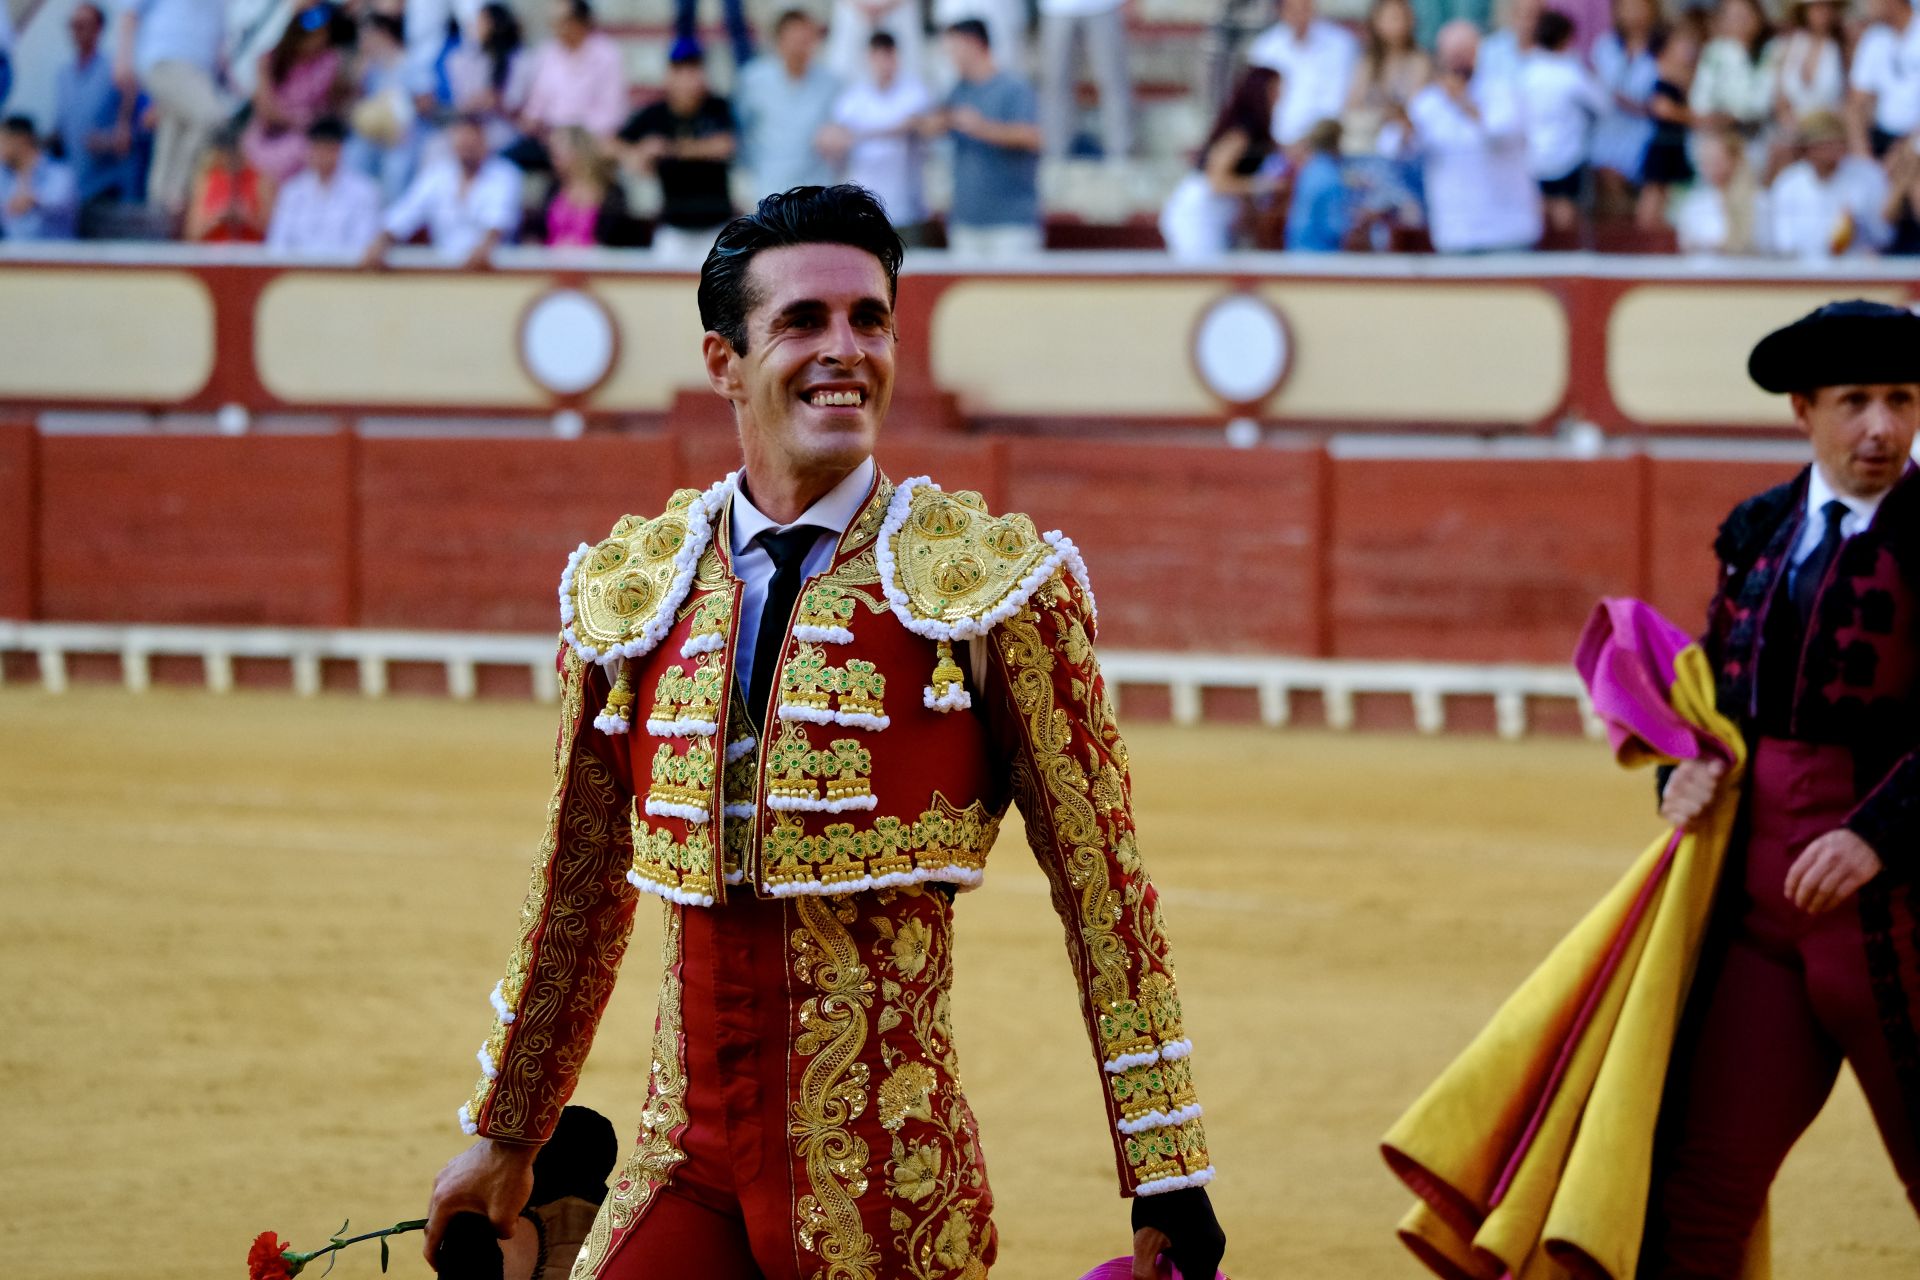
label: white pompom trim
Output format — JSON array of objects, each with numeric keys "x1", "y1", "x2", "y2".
[
  {"x1": 777, "y1": 704, "x2": 891, "y2": 731},
  {"x1": 764, "y1": 863, "x2": 986, "y2": 897},
  {"x1": 724, "y1": 737, "x2": 758, "y2": 763},
  {"x1": 875, "y1": 476, "x2": 1098, "y2": 643},
  {"x1": 923, "y1": 685, "x2": 973, "y2": 712},
  {"x1": 724, "y1": 869, "x2": 746, "y2": 884},
  {"x1": 626, "y1": 868, "x2": 716, "y2": 907},
  {"x1": 593, "y1": 712, "x2": 632, "y2": 735},
  {"x1": 645, "y1": 717, "x2": 720, "y2": 738},
  {"x1": 477, "y1": 1045, "x2": 498, "y2": 1081},
  {"x1": 562, "y1": 474, "x2": 737, "y2": 668},
  {"x1": 644, "y1": 798, "x2": 711, "y2": 824},
  {"x1": 1102, "y1": 1037, "x2": 1196, "y2": 1074},
  {"x1": 1116, "y1": 1103, "x2": 1204, "y2": 1136},
  {"x1": 1135, "y1": 1168, "x2": 1215, "y2": 1197},
  {"x1": 793, "y1": 624, "x2": 856, "y2": 644},
  {"x1": 767, "y1": 793, "x2": 880, "y2": 813},
  {"x1": 458, "y1": 1104, "x2": 478, "y2": 1136},
  {"x1": 679, "y1": 633, "x2": 726, "y2": 658},
  {"x1": 723, "y1": 803, "x2": 757, "y2": 820},
  {"x1": 489, "y1": 981, "x2": 516, "y2": 1025}
]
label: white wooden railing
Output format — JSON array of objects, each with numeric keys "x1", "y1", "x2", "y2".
[{"x1": 0, "y1": 621, "x2": 1600, "y2": 740}]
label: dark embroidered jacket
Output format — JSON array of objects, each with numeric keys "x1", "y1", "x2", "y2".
[{"x1": 1703, "y1": 464, "x2": 1920, "y2": 862}]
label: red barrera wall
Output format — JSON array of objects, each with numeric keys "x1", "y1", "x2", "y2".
[{"x1": 2, "y1": 421, "x2": 1800, "y2": 663}]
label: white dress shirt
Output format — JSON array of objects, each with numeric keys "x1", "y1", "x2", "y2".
[
  {"x1": 833, "y1": 76, "x2": 933, "y2": 225},
  {"x1": 1767, "y1": 157, "x2": 1891, "y2": 260},
  {"x1": 1518, "y1": 49, "x2": 1607, "y2": 181},
  {"x1": 728, "y1": 457, "x2": 877, "y2": 698},
  {"x1": 267, "y1": 167, "x2": 383, "y2": 257},
  {"x1": 1409, "y1": 77, "x2": 1542, "y2": 252},
  {"x1": 1852, "y1": 17, "x2": 1920, "y2": 136},
  {"x1": 1793, "y1": 464, "x2": 1894, "y2": 566},
  {"x1": 1246, "y1": 19, "x2": 1360, "y2": 145},
  {"x1": 382, "y1": 156, "x2": 522, "y2": 261}
]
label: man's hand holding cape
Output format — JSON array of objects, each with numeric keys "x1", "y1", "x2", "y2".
[{"x1": 1382, "y1": 598, "x2": 1766, "y2": 1280}]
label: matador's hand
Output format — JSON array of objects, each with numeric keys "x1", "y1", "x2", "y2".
[
  {"x1": 423, "y1": 1137, "x2": 538, "y2": 1266},
  {"x1": 1131, "y1": 1185, "x2": 1225, "y2": 1279},
  {"x1": 1785, "y1": 828, "x2": 1884, "y2": 916}
]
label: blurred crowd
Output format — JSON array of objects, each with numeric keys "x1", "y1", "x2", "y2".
[
  {"x1": 0, "y1": 0, "x2": 1913, "y2": 258},
  {"x1": 1173, "y1": 0, "x2": 1920, "y2": 256}
]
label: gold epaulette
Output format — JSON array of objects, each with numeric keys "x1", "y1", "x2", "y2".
[
  {"x1": 560, "y1": 476, "x2": 737, "y2": 666},
  {"x1": 876, "y1": 476, "x2": 1097, "y2": 645}
]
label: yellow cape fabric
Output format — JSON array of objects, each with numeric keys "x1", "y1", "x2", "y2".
[{"x1": 1382, "y1": 643, "x2": 1761, "y2": 1280}]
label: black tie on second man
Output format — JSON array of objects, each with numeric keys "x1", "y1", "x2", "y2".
[
  {"x1": 1790, "y1": 499, "x2": 1850, "y2": 623},
  {"x1": 748, "y1": 525, "x2": 825, "y2": 730}
]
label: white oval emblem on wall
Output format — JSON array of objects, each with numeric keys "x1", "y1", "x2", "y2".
[
  {"x1": 519, "y1": 288, "x2": 619, "y2": 398},
  {"x1": 1191, "y1": 293, "x2": 1292, "y2": 409}
]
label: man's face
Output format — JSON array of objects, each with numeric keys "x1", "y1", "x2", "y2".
[
  {"x1": 451, "y1": 122, "x2": 487, "y2": 167},
  {"x1": 1807, "y1": 136, "x2": 1845, "y2": 176},
  {"x1": 552, "y1": 4, "x2": 585, "y2": 46},
  {"x1": 942, "y1": 32, "x2": 986, "y2": 77},
  {"x1": 869, "y1": 44, "x2": 898, "y2": 85},
  {"x1": 665, "y1": 61, "x2": 708, "y2": 105},
  {"x1": 311, "y1": 137, "x2": 342, "y2": 179},
  {"x1": 0, "y1": 133, "x2": 26, "y2": 170},
  {"x1": 1792, "y1": 383, "x2": 1920, "y2": 498},
  {"x1": 70, "y1": 5, "x2": 103, "y2": 53},
  {"x1": 1279, "y1": 0, "x2": 1315, "y2": 26},
  {"x1": 710, "y1": 243, "x2": 896, "y2": 484},
  {"x1": 777, "y1": 18, "x2": 818, "y2": 66}
]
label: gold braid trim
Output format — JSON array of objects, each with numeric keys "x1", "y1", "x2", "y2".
[
  {"x1": 792, "y1": 895, "x2": 883, "y2": 1280},
  {"x1": 571, "y1": 905, "x2": 691, "y2": 1278}
]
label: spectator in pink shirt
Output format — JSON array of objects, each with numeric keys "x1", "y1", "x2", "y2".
[{"x1": 520, "y1": 0, "x2": 629, "y2": 140}]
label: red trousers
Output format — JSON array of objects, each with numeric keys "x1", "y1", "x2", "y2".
[
  {"x1": 602, "y1": 893, "x2": 806, "y2": 1280},
  {"x1": 1641, "y1": 739, "x2": 1920, "y2": 1278}
]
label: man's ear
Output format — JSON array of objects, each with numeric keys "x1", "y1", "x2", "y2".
[
  {"x1": 1788, "y1": 391, "x2": 1815, "y2": 439},
  {"x1": 702, "y1": 331, "x2": 745, "y2": 402}
]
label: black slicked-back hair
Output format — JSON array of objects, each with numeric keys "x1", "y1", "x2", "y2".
[{"x1": 697, "y1": 185, "x2": 905, "y2": 355}]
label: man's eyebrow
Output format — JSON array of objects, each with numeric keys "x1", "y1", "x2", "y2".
[{"x1": 769, "y1": 295, "x2": 894, "y2": 321}]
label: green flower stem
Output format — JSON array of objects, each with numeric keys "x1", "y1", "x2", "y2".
[{"x1": 288, "y1": 1220, "x2": 429, "y2": 1267}]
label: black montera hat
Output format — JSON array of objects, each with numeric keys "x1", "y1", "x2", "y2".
[{"x1": 1747, "y1": 299, "x2": 1920, "y2": 394}]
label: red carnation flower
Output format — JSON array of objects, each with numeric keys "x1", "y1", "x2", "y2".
[{"x1": 248, "y1": 1231, "x2": 295, "y2": 1280}]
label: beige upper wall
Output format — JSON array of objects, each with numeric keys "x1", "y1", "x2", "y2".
[
  {"x1": 0, "y1": 270, "x2": 214, "y2": 401},
  {"x1": 929, "y1": 279, "x2": 1569, "y2": 423},
  {"x1": 1607, "y1": 285, "x2": 1912, "y2": 427}
]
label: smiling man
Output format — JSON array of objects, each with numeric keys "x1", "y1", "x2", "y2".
[
  {"x1": 425, "y1": 185, "x2": 1224, "y2": 1280},
  {"x1": 1644, "y1": 299, "x2": 1920, "y2": 1275}
]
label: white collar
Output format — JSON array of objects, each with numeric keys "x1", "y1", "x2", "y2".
[
  {"x1": 1807, "y1": 461, "x2": 1890, "y2": 532},
  {"x1": 729, "y1": 456, "x2": 876, "y2": 557}
]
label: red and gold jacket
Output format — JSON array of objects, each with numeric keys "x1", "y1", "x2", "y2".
[{"x1": 457, "y1": 470, "x2": 1212, "y2": 1271}]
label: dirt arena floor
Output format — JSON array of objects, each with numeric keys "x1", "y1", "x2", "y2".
[{"x1": 3, "y1": 687, "x2": 1916, "y2": 1280}]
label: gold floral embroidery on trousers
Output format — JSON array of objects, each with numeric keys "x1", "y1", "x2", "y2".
[{"x1": 572, "y1": 905, "x2": 691, "y2": 1278}]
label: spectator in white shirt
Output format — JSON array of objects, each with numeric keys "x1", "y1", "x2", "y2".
[
  {"x1": 518, "y1": 0, "x2": 630, "y2": 141},
  {"x1": 817, "y1": 32, "x2": 933, "y2": 236},
  {"x1": 1519, "y1": 10, "x2": 1606, "y2": 235},
  {"x1": 1769, "y1": 109, "x2": 1893, "y2": 257},
  {"x1": 1849, "y1": 0, "x2": 1920, "y2": 158},
  {"x1": 1771, "y1": 0, "x2": 1845, "y2": 132},
  {"x1": 1247, "y1": 0, "x2": 1361, "y2": 146},
  {"x1": 1037, "y1": 0, "x2": 1133, "y2": 158},
  {"x1": 268, "y1": 116, "x2": 382, "y2": 257},
  {"x1": 363, "y1": 113, "x2": 522, "y2": 268},
  {"x1": 1589, "y1": 0, "x2": 1660, "y2": 215},
  {"x1": 1477, "y1": 0, "x2": 1542, "y2": 90},
  {"x1": 1408, "y1": 20, "x2": 1542, "y2": 252},
  {"x1": 1690, "y1": 0, "x2": 1777, "y2": 145},
  {"x1": 1674, "y1": 124, "x2": 1768, "y2": 252},
  {"x1": 824, "y1": 0, "x2": 925, "y2": 88}
]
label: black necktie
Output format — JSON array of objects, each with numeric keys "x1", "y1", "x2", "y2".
[
  {"x1": 1790, "y1": 500, "x2": 1849, "y2": 622},
  {"x1": 748, "y1": 525, "x2": 823, "y2": 730}
]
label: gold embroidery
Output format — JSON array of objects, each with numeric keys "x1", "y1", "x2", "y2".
[
  {"x1": 871, "y1": 898, "x2": 994, "y2": 1280},
  {"x1": 835, "y1": 661, "x2": 887, "y2": 721},
  {"x1": 628, "y1": 823, "x2": 717, "y2": 900},
  {"x1": 684, "y1": 593, "x2": 731, "y2": 644},
  {"x1": 759, "y1": 795, "x2": 1000, "y2": 890},
  {"x1": 648, "y1": 654, "x2": 726, "y2": 726},
  {"x1": 781, "y1": 644, "x2": 835, "y2": 713},
  {"x1": 765, "y1": 721, "x2": 878, "y2": 811},
  {"x1": 993, "y1": 573, "x2": 1211, "y2": 1191},
  {"x1": 571, "y1": 905, "x2": 690, "y2": 1278},
  {"x1": 798, "y1": 584, "x2": 858, "y2": 633},
  {"x1": 467, "y1": 649, "x2": 637, "y2": 1139},
  {"x1": 891, "y1": 488, "x2": 1051, "y2": 626},
  {"x1": 647, "y1": 738, "x2": 716, "y2": 814},
  {"x1": 840, "y1": 476, "x2": 895, "y2": 555},
  {"x1": 569, "y1": 492, "x2": 703, "y2": 652},
  {"x1": 791, "y1": 896, "x2": 882, "y2": 1280}
]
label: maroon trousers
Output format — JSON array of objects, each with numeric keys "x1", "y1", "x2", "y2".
[{"x1": 1640, "y1": 740, "x2": 1920, "y2": 1277}]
